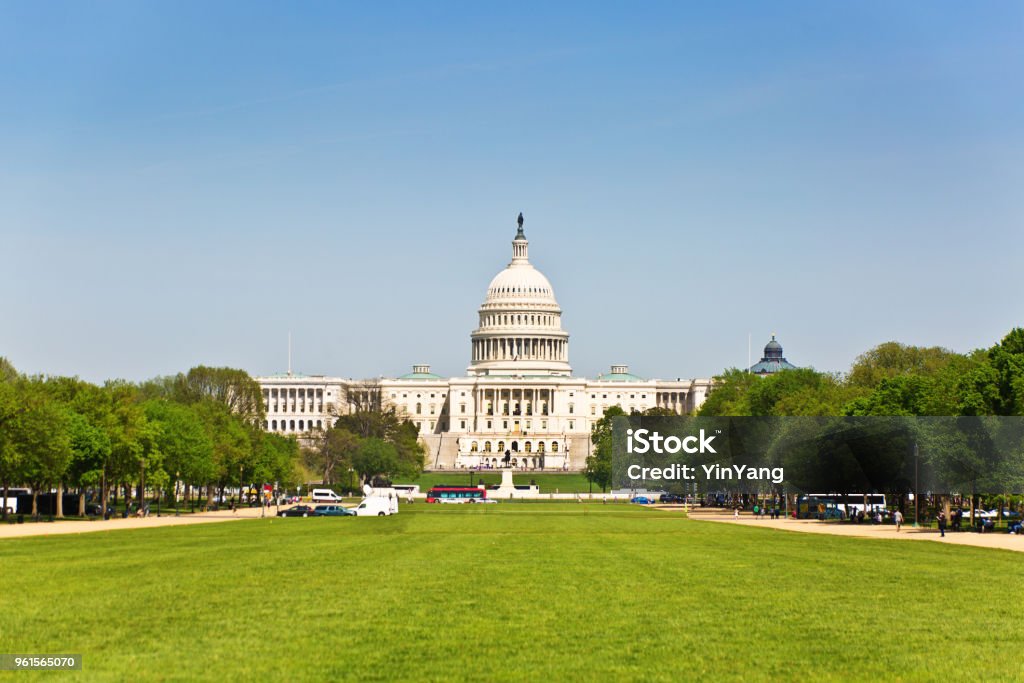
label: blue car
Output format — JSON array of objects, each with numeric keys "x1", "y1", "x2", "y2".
[
  {"x1": 631, "y1": 496, "x2": 653, "y2": 505},
  {"x1": 314, "y1": 504, "x2": 355, "y2": 517}
]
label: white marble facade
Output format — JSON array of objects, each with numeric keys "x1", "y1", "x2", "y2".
[{"x1": 256, "y1": 222, "x2": 710, "y2": 471}]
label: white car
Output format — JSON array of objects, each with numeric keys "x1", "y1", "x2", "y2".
[{"x1": 352, "y1": 496, "x2": 398, "y2": 517}]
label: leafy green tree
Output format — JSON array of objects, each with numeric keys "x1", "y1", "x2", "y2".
[
  {"x1": 847, "y1": 342, "x2": 960, "y2": 389},
  {"x1": 748, "y1": 368, "x2": 854, "y2": 416},
  {"x1": 0, "y1": 363, "x2": 23, "y2": 520},
  {"x1": 15, "y1": 379, "x2": 73, "y2": 516},
  {"x1": 252, "y1": 431, "x2": 300, "y2": 490},
  {"x1": 66, "y1": 412, "x2": 112, "y2": 515},
  {"x1": 335, "y1": 404, "x2": 425, "y2": 481},
  {"x1": 352, "y1": 437, "x2": 399, "y2": 485},
  {"x1": 697, "y1": 369, "x2": 759, "y2": 416},
  {"x1": 311, "y1": 426, "x2": 359, "y2": 485},
  {"x1": 987, "y1": 328, "x2": 1024, "y2": 415},
  {"x1": 586, "y1": 406, "x2": 625, "y2": 492},
  {"x1": 172, "y1": 366, "x2": 265, "y2": 426},
  {"x1": 144, "y1": 399, "x2": 214, "y2": 505}
]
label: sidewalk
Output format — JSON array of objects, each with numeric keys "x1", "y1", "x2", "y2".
[
  {"x1": 685, "y1": 509, "x2": 1024, "y2": 553},
  {"x1": 0, "y1": 505, "x2": 271, "y2": 539}
]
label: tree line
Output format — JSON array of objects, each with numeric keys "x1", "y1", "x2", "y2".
[
  {"x1": 0, "y1": 363, "x2": 295, "y2": 519},
  {"x1": 0, "y1": 363, "x2": 428, "y2": 519},
  {"x1": 585, "y1": 328, "x2": 1024, "y2": 501},
  {"x1": 697, "y1": 328, "x2": 1024, "y2": 418}
]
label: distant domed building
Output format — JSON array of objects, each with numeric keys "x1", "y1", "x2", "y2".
[
  {"x1": 255, "y1": 216, "x2": 713, "y2": 471},
  {"x1": 749, "y1": 335, "x2": 798, "y2": 375}
]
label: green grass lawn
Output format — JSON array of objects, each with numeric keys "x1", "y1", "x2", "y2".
[
  {"x1": 410, "y1": 470, "x2": 593, "y2": 493},
  {"x1": 1, "y1": 504, "x2": 1023, "y2": 682}
]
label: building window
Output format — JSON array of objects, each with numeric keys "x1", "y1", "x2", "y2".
[
  {"x1": 568, "y1": 422, "x2": 574, "y2": 430},
  {"x1": 569, "y1": 404, "x2": 574, "y2": 414},
  {"x1": 487, "y1": 420, "x2": 492, "y2": 430},
  {"x1": 484, "y1": 441, "x2": 492, "y2": 452},
  {"x1": 460, "y1": 420, "x2": 466, "y2": 429},
  {"x1": 416, "y1": 403, "x2": 422, "y2": 415},
  {"x1": 552, "y1": 441, "x2": 559, "y2": 452},
  {"x1": 591, "y1": 406, "x2": 596, "y2": 415},
  {"x1": 460, "y1": 404, "x2": 466, "y2": 413}
]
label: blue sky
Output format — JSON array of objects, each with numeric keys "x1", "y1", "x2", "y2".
[{"x1": 1, "y1": 2, "x2": 1022, "y2": 383}]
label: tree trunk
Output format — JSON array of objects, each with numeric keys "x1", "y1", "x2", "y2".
[
  {"x1": 137, "y1": 463, "x2": 145, "y2": 507},
  {"x1": 78, "y1": 490, "x2": 85, "y2": 517},
  {"x1": 56, "y1": 481, "x2": 64, "y2": 519},
  {"x1": 31, "y1": 490, "x2": 38, "y2": 517},
  {"x1": 101, "y1": 469, "x2": 108, "y2": 515}
]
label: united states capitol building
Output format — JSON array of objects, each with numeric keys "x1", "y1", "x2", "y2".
[{"x1": 256, "y1": 219, "x2": 711, "y2": 471}]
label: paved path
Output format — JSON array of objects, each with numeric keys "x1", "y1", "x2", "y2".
[
  {"x1": 0, "y1": 505, "x2": 272, "y2": 539},
  {"x1": 684, "y1": 508, "x2": 1024, "y2": 553}
]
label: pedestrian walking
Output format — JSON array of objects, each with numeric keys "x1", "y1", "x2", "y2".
[
  {"x1": 937, "y1": 511, "x2": 947, "y2": 537},
  {"x1": 894, "y1": 510, "x2": 903, "y2": 532}
]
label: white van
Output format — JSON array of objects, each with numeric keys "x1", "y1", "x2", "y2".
[
  {"x1": 353, "y1": 496, "x2": 398, "y2": 517},
  {"x1": 311, "y1": 488, "x2": 343, "y2": 503}
]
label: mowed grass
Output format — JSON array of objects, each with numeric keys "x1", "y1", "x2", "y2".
[
  {"x1": 411, "y1": 471, "x2": 592, "y2": 493},
  {"x1": 1, "y1": 505, "x2": 1023, "y2": 682}
]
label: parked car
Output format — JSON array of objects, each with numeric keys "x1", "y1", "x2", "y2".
[
  {"x1": 659, "y1": 493, "x2": 683, "y2": 504},
  {"x1": 311, "y1": 489, "x2": 344, "y2": 503},
  {"x1": 466, "y1": 498, "x2": 498, "y2": 504},
  {"x1": 631, "y1": 496, "x2": 653, "y2": 505},
  {"x1": 278, "y1": 505, "x2": 316, "y2": 518},
  {"x1": 313, "y1": 505, "x2": 355, "y2": 517}
]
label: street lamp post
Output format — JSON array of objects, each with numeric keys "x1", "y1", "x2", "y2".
[{"x1": 175, "y1": 471, "x2": 180, "y2": 517}]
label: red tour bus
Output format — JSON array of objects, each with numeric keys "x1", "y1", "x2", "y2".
[{"x1": 426, "y1": 486, "x2": 487, "y2": 503}]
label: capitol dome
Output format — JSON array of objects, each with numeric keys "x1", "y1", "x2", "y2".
[
  {"x1": 467, "y1": 220, "x2": 571, "y2": 377},
  {"x1": 485, "y1": 264, "x2": 556, "y2": 305}
]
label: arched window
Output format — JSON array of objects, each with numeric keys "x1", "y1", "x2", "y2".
[
  {"x1": 537, "y1": 441, "x2": 545, "y2": 453},
  {"x1": 497, "y1": 441, "x2": 505, "y2": 453},
  {"x1": 471, "y1": 441, "x2": 479, "y2": 453},
  {"x1": 298, "y1": 420, "x2": 304, "y2": 431},
  {"x1": 511, "y1": 441, "x2": 519, "y2": 452},
  {"x1": 271, "y1": 420, "x2": 278, "y2": 430},
  {"x1": 484, "y1": 441, "x2": 492, "y2": 452},
  {"x1": 524, "y1": 441, "x2": 532, "y2": 453},
  {"x1": 316, "y1": 420, "x2": 322, "y2": 429},
  {"x1": 551, "y1": 441, "x2": 559, "y2": 452},
  {"x1": 289, "y1": 420, "x2": 295, "y2": 431}
]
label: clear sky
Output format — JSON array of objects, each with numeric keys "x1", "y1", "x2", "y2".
[{"x1": 1, "y1": 2, "x2": 1022, "y2": 384}]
